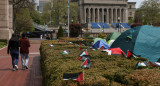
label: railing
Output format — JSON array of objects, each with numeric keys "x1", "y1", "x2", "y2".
[{"x1": 33, "y1": 23, "x2": 49, "y2": 31}]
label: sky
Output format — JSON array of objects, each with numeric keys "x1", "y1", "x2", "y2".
[{"x1": 128, "y1": 0, "x2": 145, "y2": 8}]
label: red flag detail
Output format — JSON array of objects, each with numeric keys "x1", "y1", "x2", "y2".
[
  {"x1": 82, "y1": 59, "x2": 87, "y2": 66},
  {"x1": 79, "y1": 43, "x2": 82, "y2": 46},
  {"x1": 80, "y1": 48, "x2": 83, "y2": 50},
  {"x1": 77, "y1": 57, "x2": 82, "y2": 60},
  {"x1": 127, "y1": 50, "x2": 132, "y2": 59},
  {"x1": 76, "y1": 72, "x2": 83, "y2": 82},
  {"x1": 100, "y1": 46, "x2": 103, "y2": 50},
  {"x1": 121, "y1": 50, "x2": 126, "y2": 57},
  {"x1": 149, "y1": 62, "x2": 157, "y2": 67}
]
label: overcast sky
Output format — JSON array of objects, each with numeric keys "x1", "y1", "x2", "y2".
[{"x1": 128, "y1": 0, "x2": 145, "y2": 8}]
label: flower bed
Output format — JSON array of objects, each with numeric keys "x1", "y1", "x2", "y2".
[{"x1": 40, "y1": 40, "x2": 160, "y2": 86}]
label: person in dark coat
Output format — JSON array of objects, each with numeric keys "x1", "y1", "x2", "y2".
[
  {"x1": 7, "y1": 33, "x2": 20, "y2": 71},
  {"x1": 20, "y1": 34, "x2": 30, "y2": 70}
]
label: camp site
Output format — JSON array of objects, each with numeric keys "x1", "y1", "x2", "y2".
[{"x1": 40, "y1": 25, "x2": 160, "y2": 86}]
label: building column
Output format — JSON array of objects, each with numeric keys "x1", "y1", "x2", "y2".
[
  {"x1": 88, "y1": 8, "x2": 91, "y2": 23},
  {"x1": 107, "y1": 8, "x2": 109, "y2": 24},
  {"x1": 97, "y1": 8, "x2": 99, "y2": 23},
  {"x1": 119, "y1": 8, "x2": 121, "y2": 22},
  {"x1": 125, "y1": 8, "x2": 128, "y2": 23},
  {"x1": 84, "y1": 8, "x2": 86, "y2": 23},
  {"x1": 102, "y1": 8, "x2": 104, "y2": 23},
  {"x1": 93, "y1": 8, "x2": 95, "y2": 23},
  {"x1": 111, "y1": 8, "x2": 113, "y2": 23},
  {"x1": 115, "y1": 8, "x2": 117, "y2": 23}
]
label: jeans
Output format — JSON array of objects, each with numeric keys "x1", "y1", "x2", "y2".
[
  {"x1": 10, "y1": 50, "x2": 19, "y2": 68},
  {"x1": 21, "y1": 54, "x2": 29, "y2": 68}
]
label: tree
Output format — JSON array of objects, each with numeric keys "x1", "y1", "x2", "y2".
[
  {"x1": 57, "y1": 25, "x2": 64, "y2": 38},
  {"x1": 134, "y1": 0, "x2": 160, "y2": 25},
  {"x1": 15, "y1": 8, "x2": 34, "y2": 34},
  {"x1": 41, "y1": 0, "x2": 78, "y2": 26},
  {"x1": 70, "y1": 23, "x2": 82, "y2": 37}
]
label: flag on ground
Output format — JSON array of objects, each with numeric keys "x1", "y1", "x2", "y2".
[
  {"x1": 90, "y1": 48, "x2": 96, "y2": 51},
  {"x1": 127, "y1": 50, "x2": 132, "y2": 59},
  {"x1": 63, "y1": 72, "x2": 84, "y2": 82},
  {"x1": 81, "y1": 58, "x2": 90, "y2": 68},
  {"x1": 79, "y1": 49, "x2": 88, "y2": 56},
  {"x1": 136, "y1": 61, "x2": 148, "y2": 69},
  {"x1": 80, "y1": 48, "x2": 83, "y2": 51},
  {"x1": 49, "y1": 44, "x2": 54, "y2": 47},
  {"x1": 62, "y1": 49, "x2": 69, "y2": 54},
  {"x1": 77, "y1": 55, "x2": 90, "y2": 61},
  {"x1": 79, "y1": 43, "x2": 82, "y2": 46},
  {"x1": 149, "y1": 62, "x2": 160, "y2": 67},
  {"x1": 100, "y1": 46, "x2": 103, "y2": 50},
  {"x1": 121, "y1": 50, "x2": 126, "y2": 57}
]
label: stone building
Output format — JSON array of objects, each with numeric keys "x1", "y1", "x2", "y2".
[
  {"x1": 39, "y1": 0, "x2": 50, "y2": 13},
  {"x1": 0, "y1": 0, "x2": 14, "y2": 40},
  {"x1": 79, "y1": 0, "x2": 136, "y2": 24}
]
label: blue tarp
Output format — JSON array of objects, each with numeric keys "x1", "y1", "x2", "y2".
[{"x1": 92, "y1": 40, "x2": 110, "y2": 49}]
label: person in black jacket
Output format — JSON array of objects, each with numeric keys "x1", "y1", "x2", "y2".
[{"x1": 7, "y1": 34, "x2": 20, "y2": 71}]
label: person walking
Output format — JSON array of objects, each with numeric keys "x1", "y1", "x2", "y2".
[
  {"x1": 7, "y1": 34, "x2": 20, "y2": 71},
  {"x1": 20, "y1": 34, "x2": 30, "y2": 70}
]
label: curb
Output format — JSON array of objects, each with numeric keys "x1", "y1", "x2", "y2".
[{"x1": 0, "y1": 46, "x2": 7, "y2": 51}]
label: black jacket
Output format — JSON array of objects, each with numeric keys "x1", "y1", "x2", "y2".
[{"x1": 7, "y1": 39, "x2": 20, "y2": 54}]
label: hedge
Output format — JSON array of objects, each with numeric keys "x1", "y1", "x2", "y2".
[{"x1": 40, "y1": 40, "x2": 160, "y2": 86}]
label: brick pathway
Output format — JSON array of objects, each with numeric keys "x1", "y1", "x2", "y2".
[{"x1": 0, "y1": 39, "x2": 42, "y2": 86}]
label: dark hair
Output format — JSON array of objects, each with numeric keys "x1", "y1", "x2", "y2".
[
  {"x1": 10, "y1": 33, "x2": 19, "y2": 41},
  {"x1": 22, "y1": 33, "x2": 26, "y2": 38}
]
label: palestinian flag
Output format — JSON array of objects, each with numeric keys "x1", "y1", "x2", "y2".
[
  {"x1": 149, "y1": 62, "x2": 160, "y2": 67},
  {"x1": 79, "y1": 43, "x2": 82, "y2": 46},
  {"x1": 136, "y1": 61, "x2": 148, "y2": 69},
  {"x1": 79, "y1": 49, "x2": 88, "y2": 56},
  {"x1": 121, "y1": 50, "x2": 126, "y2": 57},
  {"x1": 62, "y1": 50, "x2": 69, "y2": 54},
  {"x1": 81, "y1": 58, "x2": 90, "y2": 68},
  {"x1": 63, "y1": 72, "x2": 84, "y2": 82},
  {"x1": 49, "y1": 44, "x2": 54, "y2": 47},
  {"x1": 127, "y1": 50, "x2": 132, "y2": 59},
  {"x1": 80, "y1": 48, "x2": 83, "y2": 51},
  {"x1": 77, "y1": 55, "x2": 90, "y2": 61},
  {"x1": 90, "y1": 48, "x2": 96, "y2": 51},
  {"x1": 100, "y1": 46, "x2": 103, "y2": 50},
  {"x1": 102, "y1": 49, "x2": 111, "y2": 55}
]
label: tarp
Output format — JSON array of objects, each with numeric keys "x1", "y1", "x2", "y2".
[
  {"x1": 93, "y1": 38, "x2": 107, "y2": 44},
  {"x1": 106, "y1": 32, "x2": 121, "y2": 41},
  {"x1": 111, "y1": 25, "x2": 160, "y2": 62},
  {"x1": 92, "y1": 40, "x2": 110, "y2": 49},
  {"x1": 108, "y1": 47, "x2": 122, "y2": 55}
]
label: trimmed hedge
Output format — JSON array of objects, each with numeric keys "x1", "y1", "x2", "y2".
[{"x1": 40, "y1": 40, "x2": 160, "y2": 86}]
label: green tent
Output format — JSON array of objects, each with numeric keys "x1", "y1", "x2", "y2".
[
  {"x1": 106, "y1": 32, "x2": 121, "y2": 41},
  {"x1": 93, "y1": 38, "x2": 107, "y2": 44},
  {"x1": 111, "y1": 25, "x2": 160, "y2": 62}
]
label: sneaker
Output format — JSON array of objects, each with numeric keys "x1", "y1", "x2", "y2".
[
  {"x1": 25, "y1": 66, "x2": 28, "y2": 69},
  {"x1": 12, "y1": 68, "x2": 15, "y2": 71},
  {"x1": 15, "y1": 65, "x2": 18, "y2": 70}
]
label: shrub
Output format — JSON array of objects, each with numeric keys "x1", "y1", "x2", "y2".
[
  {"x1": 57, "y1": 25, "x2": 64, "y2": 38},
  {"x1": 40, "y1": 40, "x2": 160, "y2": 86},
  {"x1": 98, "y1": 33, "x2": 106, "y2": 38}
]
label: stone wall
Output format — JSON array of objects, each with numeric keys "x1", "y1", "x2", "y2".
[{"x1": 0, "y1": 0, "x2": 13, "y2": 40}]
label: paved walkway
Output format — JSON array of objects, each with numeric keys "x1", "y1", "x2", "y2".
[{"x1": 0, "y1": 39, "x2": 42, "y2": 86}]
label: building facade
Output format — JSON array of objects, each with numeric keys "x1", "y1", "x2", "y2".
[
  {"x1": 0, "y1": 0, "x2": 13, "y2": 40},
  {"x1": 39, "y1": 0, "x2": 50, "y2": 13},
  {"x1": 79, "y1": 0, "x2": 136, "y2": 24}
]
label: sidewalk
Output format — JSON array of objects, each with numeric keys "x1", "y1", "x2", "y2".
[{"x1": 0, "y1": 43, "x2": 42, "y2": 86}]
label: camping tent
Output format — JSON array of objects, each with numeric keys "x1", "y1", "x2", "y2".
[
  {"x1": 93, "y1": 40, "x2": 110, "y2": 49},
  {"x1": 93, "y1": 38, "x2": 107, "y2": 44},
  {"x1": 106, "y1": 32, "x2": 121, "y2": 41},
  {"x1": 110, "y1": 25, "x2": 160, "y2": 62}
]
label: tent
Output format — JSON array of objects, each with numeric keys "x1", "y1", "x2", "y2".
[
  {"x1": 111, "y1": 25, "x2": 160, "y2": 62},
  {"x1": 106, "y1": 32, "x2": 121, "y2": 41},
  {"x1": 93, "y1": 38, "x2": 107, "y2": 44},
  {"x1": 93, "y1": 40, "x2": 110, "y2": 49}
]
